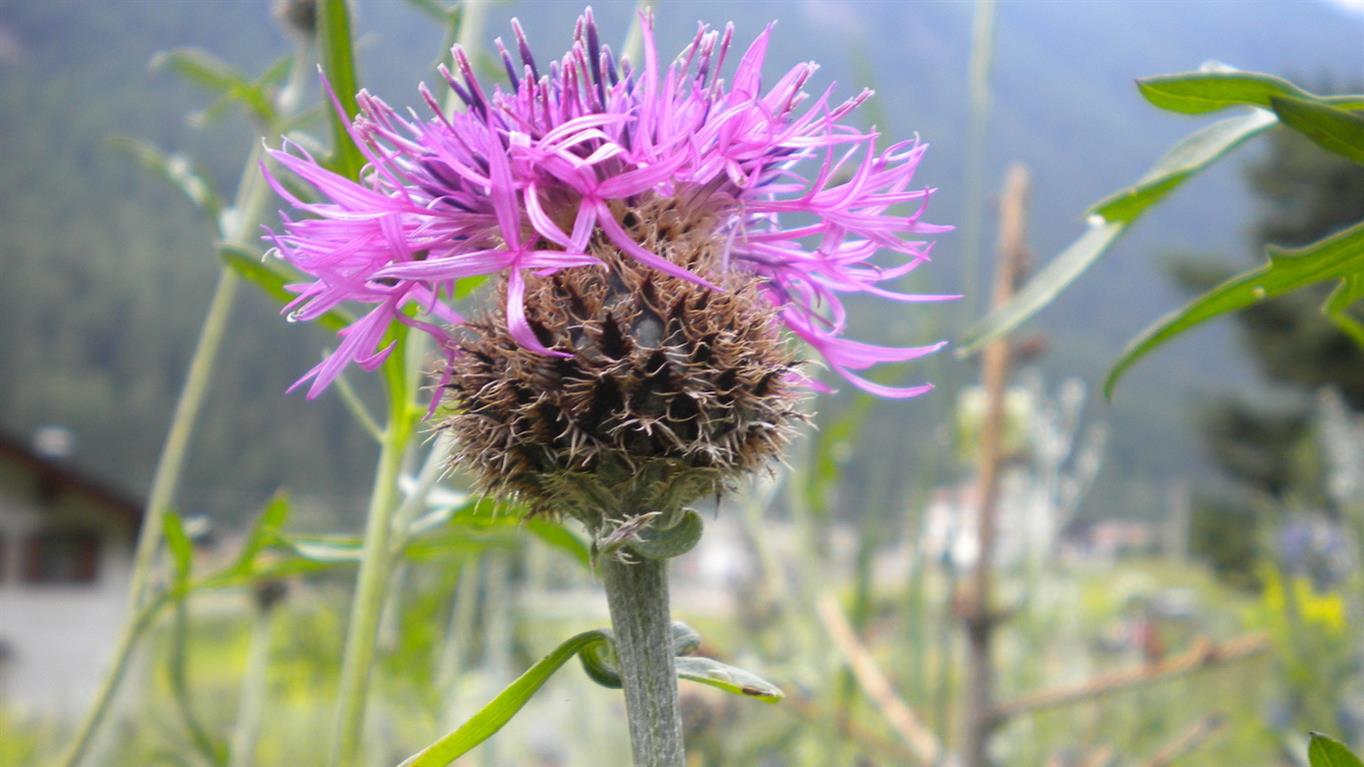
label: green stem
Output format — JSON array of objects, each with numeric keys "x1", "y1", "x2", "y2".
[
  {"x1": 56, "y1": 594, "x2": 170, "y2": 767},
  {"x1": 60, "y1": 142, "x2": 272, "y2": 767},
  {"x1": 600, "y1": 556, "x2": 685, "y2": 767},
  {"x1": 329, "y1": 414, "x2": 410, "y2": 767},
  {"x1": 228, "y1": 596, "x2": 278, "y2": 767},
  {"x1": 125, "y1": 269, "x2": 238, "y2": 610}
]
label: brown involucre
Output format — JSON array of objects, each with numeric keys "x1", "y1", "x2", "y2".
[{"x1": 439, "y1": 196, "x2": 807, "y2": 530}]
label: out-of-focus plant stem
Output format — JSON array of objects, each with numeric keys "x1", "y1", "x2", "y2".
[
  {"x1": 127, "y1": 141, "x2": 269, "y2": 612},
  {"x1": 228, "y1": 591, "x2": 280, "y2": 767},
  {"x1": 59, "y1": 139, "x2": 273, "y2": 767},
  {"x1": 329, "y1": 388, "x2": 414, "y2": 767},
  {"x1": 57, "y1": 592, "x2": 171, "y2": 767},
  {"x1": 960, "y1": 0, "x2": 997, "y2": 320}
]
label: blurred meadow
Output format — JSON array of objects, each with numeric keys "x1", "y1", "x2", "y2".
[{"x1": 1, "y1": 1, "x2": 1362, "y2": 765}]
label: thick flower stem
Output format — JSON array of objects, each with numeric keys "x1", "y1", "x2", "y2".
[
  {"x1": 600, "y1": 556, "x2": 685, "y2": 767},
  {"x1": 329, "y1": 418, "x2": 408, "y2": 767}
]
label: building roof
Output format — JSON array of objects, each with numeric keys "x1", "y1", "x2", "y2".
[{"x1": 0, "y1": 430, "x2": 143, "y2": 526}]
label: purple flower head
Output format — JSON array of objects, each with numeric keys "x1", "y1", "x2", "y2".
[{"x1": 263, "y1": 8, "x2": 954, "y2": 402}]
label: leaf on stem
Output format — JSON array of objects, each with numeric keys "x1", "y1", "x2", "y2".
[
  {"x1": 1271, "y1": 96, "x2": 1364, "y2": 164},
  {"x1": 1308, "y1": 733, "x2": 1364, "y2": 767},
  {"x1": 958, "y1": 110, "x2": 1276, "y2": 354},
  {"x1": 317, "y1": 0, "x2": 365, "y2": 179},
  {"x1": 108, "y1": 138, "x2": 223, "y2": 229},
  {"x1": 1138, "y1": 70, "x2": 1311, "y2": 114},
  {"x1": 219, "y1": 244, "x2": 355, "y2": 333},
  {"x1": 1325, "y1": 273, "x2": 1364, "y2": 348},
  {"x1": 151, "y1": 47, "x2": 278, "y2": 125},
  {"x1": 1105, "y1": 220, "x2": 1364, "y2": 396},
  {"x1": 400, "y1": 622, "x2": 782, "y2": 767},
  {"x1": 162, "y1": 511, "x2": 194, "y2": 587},
  {"x1": 1138, "y1": 69, "x2": 1364, "y2": 115},
  {"x1": 958, "y1": 67, "x2": 1364, "y2": 355}
]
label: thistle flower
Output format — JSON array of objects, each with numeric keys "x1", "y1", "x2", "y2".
[{"x1": 264, "y1": 9, "x2": 952, "y2": 523}]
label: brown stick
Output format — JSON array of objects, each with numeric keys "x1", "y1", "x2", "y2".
[
  {"x1": 1079, "y1": 745, "x2": 1117, "y2": 767},
  {"x1": 994, "y1": 634, "x2": 1269, "y2": 720},
  {"x1": 1141, "y1": 713, "x2": 1226, "y2": 767},
  {"x1": 961, "y1": 163, "x2": 1031, "y2": 767},
  {"x1": 784, "y1": 694, "x2": 926, "y2": 766},
  {"x1": 816, "y1": 593, "x2": 942, "y2": 765}
]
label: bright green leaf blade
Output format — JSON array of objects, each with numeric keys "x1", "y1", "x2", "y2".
[
  {"x1": 1106, "y1": 220, "x2": 1364, "y2": 397},
  {"x1": 958, "y1": 222, "x2": 1126, "y2": 355},
  {"x1": 219, "y1": 244, "x2": 355, "y2": 333},
  {"x1": 1271, "y1": 96, "x2": 1364, "y2": 164},
  {"x1": 958, "y1": 109, "x2": 1277, "y2": 355},
  {"x1": 163, "y1": 512, "x2": 193, "y2": 586},
  {"x1": 1325, "y1": 273, "x2": 1364, "y2": 348},
  {"x1": 400, "y1": 630, "x2": 613, "y2": 767},
  {"x1": 317, "y1": 0, "x2": 364, "y2": 179},
  {"x1": 675, "y1": 657, "x2": 784, "y2": 703},
  {"x1": 1091, "y1": 109, "x2": 1278, "y2": 223},
  {"x1": 401, "y1": 622, "x2": 782, "y2": 767},
  {"x1": 1309, "y1": 733, "x2": 1364, "y2": 767},
  {"x1": 1137, "y1": 70, "x2": 1364, "y2": 115},
  {"x1": 1138, "y1": 70, "x2": 1310, "y2": 114},
  {"x1": 108, "y1": 138, "x2": 222, "y2": 225}
]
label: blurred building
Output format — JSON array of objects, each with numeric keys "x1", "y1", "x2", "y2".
[
  {"x1": 0, "y1": 428, "x2": 140, "y2": 717},
  {"x1": 920, "y1": 477, "x2": 1063, "y2": 571}
]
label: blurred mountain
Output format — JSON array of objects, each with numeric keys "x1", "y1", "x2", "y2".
[{"x1": 0, "y1": 0, "x2": 1361, "y2": 526}]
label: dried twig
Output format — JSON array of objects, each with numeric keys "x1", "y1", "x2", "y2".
[
  {"x1": 1080, "y1": 745, "x2": 1117, "y2": 767},
  {"x1": 784, "y1": 693, "x2": 924, "y2": 766},
  {"x1": 816, "y1": 593, "x2": 943, "y2": 765},
  {"x1": 962, "y1": 163, "x2": 1032, "y2": 767},
  {"x1": 1141, "y1": 713, "x2": 1226, "y2": 767},
  {"x1": 994, "y1": 634, "x2": 1269, "y2": 720}
]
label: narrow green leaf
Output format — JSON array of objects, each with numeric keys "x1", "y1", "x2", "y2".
[
  {"x1": 231, "y1": 493, "x2": 291, "y2": 574},
  {"x1": 1091, "y1": 109, "x2": 1278, "y2": 223},
  {"x1": 403, "y1": 531, "x2": 520, "y2": 559},
  {"x1": 152, "y1": 48, "x2": 275, "y2": 124},
  {"x1": 1138, "y1": 70, "x2": 1364, "y2": 115},
  {"x1": 1309, "y1": 733, "x2": 1364, "y2": 767},
  {"x1": 401, "y1": 621, "x2": 781, "y2": 767},
  {"x1": 675, "y1": 657, "x2": 784, "y2": 703},
  {"x1": 317, "y1": 0, "x2": 365, "y2": 179},
  {"x1": 276, "y1": 534, "x2": 365, "y2": 563},
  {"x1": 959, "y1": 111, "x2": 1277, "y2": 355},
  {"x1": 219, "y1": 244, "x2": 355, "y2": 333},
  {"x1": 400, "y1": 630, "x2": 614, "y2": 767},
  {"x1": 162, "y1": 512, "x2": 194, "y2": 586},
  {"x1": 1138, "y1": 71, "x2": 1310, "y2": 114},
  {"x1": 958, "y1": 222, "x2": 1126, "y2": 355},
  {"x1": 1106, "y1": 220, "x2": 1364, "y2": 397},
  {"x1": 190, "y1": 54, "x2": 292, "y2": 128},
  {"x1": 1271, "y1": 96, "x2": 1364, "y2": 164},
  {"x1": 522, "y1": 519, "x2": 593, "y2": 569},
  {"x1": 108, "y1": 138, "x2": 222, "y2": 226},
  {"x1": 1325, "y1": 273, "x2": 1364, "y2": 348}
]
